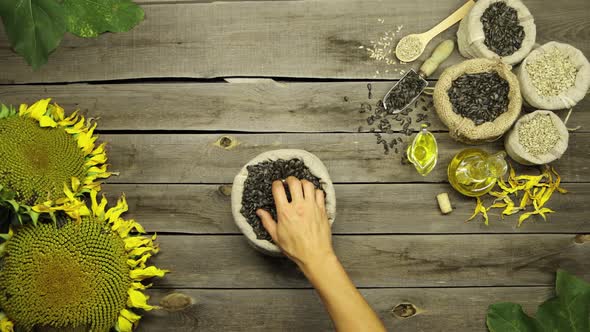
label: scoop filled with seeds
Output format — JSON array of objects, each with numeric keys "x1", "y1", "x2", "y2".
[
  {"x1": 434, "y1": 58, "x2": 522, "y2": 144},
  {"x1": 518, "y1": 42, "x2": 590, "y2": 110},
  {"x1": 505, "y1": 110, "x2": 569, "y2": 165},
  {"x1": 232, "y1": 149, "x2": 336, "y2": 256},
  {"x1": 457, "y1": 0, "x2": 536, "y2": 65}
]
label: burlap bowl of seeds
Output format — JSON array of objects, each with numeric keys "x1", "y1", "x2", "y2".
[
  {"x1": 505, "y1": 110, "x2": 569, "y2": 165},
  {"x1": 457, "y1": 0, "x2": 536, "y2": 65},
  {"x1": 232, "y1": 149, "x2": 336, "y2": 256},
  {"x1": 517, "y1": 42, "x2": 590, "y2": 110},
  {"x1": 434, "y1": 58, "x2": 522, "y2": 144}
]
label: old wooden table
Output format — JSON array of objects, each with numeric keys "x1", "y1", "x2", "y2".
[{"x1": 1, "y1": 0, "x2": 589, "y2": 330}]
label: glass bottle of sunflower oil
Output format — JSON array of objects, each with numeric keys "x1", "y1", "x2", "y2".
[
  {"x1": 407, "y1": 124, "x2": 438, "y2": 176},
  {"x1": 447, "y1": 148, "x2": 508, "y2": 197}
]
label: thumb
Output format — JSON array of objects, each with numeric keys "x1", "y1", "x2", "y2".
[{"x1": 256, "y1": 209, "x2": 278, "y2": 242}]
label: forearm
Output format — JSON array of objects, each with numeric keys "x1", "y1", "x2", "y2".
[{"x1": 300, "y1": 255, "x2": 387, "y2": 332}]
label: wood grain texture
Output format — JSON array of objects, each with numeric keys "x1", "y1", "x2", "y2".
[
  {"x1": 139, "y1": 287, "x2": 557, "y2": 331},
  {"x1": 102, "y1": 132, "x2": 590, "y2": 183},
  {"x1": 0, "y1": 0, "x2": 588, "y2": 83},
  {"x1": 150, "y1": 234, "x2": 588, "y2": 288},
  {"x1": 1, "y1": 83, "x2": 587, "y2": 132},
  {"x1": 103, "y1": 183, "x2": 590, "y2": 234}
]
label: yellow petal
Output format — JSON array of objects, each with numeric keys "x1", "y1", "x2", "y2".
[
  {"x1": 115, "y1": 317, "x2": 133, "y2": 332},
  {"x1": 26, "y1": 98, "x2": 51, "y2": 120},
  {"x1": 39, "y1": 115, "x2": 57, "y2": 127},
  {"x1": 18, "y1": 104, "x2": 28, "y2": 116},
  {"x1": 50, "y1": 103, "x2": 65, "y2": 120},
  {"x1": 130, "y1": 266, "x2": 169, "y2": 280},
  {"x1": 71, "y1": 177, "x2": 81, "y2": 192},
  {"x1": 127, "y1": 289, "x2": 155, "y2": 310}
]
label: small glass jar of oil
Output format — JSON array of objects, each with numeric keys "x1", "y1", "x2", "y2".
[
  {"x1": 447, "y1": 148, "x2": 507, "y2": 197},
  {"x1": 407, "y1": 124, "x2": 438, "y2": 176}
]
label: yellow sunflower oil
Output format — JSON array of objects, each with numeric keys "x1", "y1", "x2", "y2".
[
  {"x1": 407, "y1": 124, "x2": 438, "y2": 176},
  {"x1": 447, "y1": 148, "x2": 507, "y2": 197}
]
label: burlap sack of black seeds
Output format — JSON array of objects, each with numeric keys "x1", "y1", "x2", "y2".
[
  {"x1": 434, "y1": 59, "x2": 522, "y2": 144},
  {"x1": 517, "y1": 42, "x2": 590, "y2": 110},
  {"x1": 457, "y1": 0, "x2": 536, "y2": 65},
  {"x1": 231, "y1": 149, "x2": 336, "y2": 256}
]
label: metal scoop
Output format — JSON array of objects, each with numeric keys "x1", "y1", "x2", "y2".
[{"x1": 383, "y1": 39, "x2": 454, "y2": 113}]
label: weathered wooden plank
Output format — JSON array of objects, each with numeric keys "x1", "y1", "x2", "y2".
[
  {"x1": 150, "y1": 234, "x2": 588, "y2": 288},
  {"x1": 0, "y1": 0, "x2": 588, "y2": 83},
  {"x1": 140, "y1": 287, "x2": 558, "y2": 331},
  {"x1": 103, "y1": 183, "x2": 590, "y2": 234},
  {"x1": 1, "y1": 83, "x2": 587, "y2": 132},
  {"x1": 103, "y1": 132, "x2": 590, "y2": 183}
]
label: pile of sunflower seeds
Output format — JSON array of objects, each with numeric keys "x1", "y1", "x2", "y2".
[
  {"x1": 518, "y1": 113, "x2": 560, "y2": 156},
  {"x1": 526, "y1": 47, "x2": 578, "y2": 97},
  {"x1": 384, "y1": 70, "x2": 427, "y2": 111},
  {"x1": 481, "y1": 1, "x2": 525, "y2": 57},
  {"x1": 240, "y1": 159, "x2": 322, "y2": 241},
  {"x1": 448, "y1": 71, "x2": 510, "y2": 125},
  {"x1": 358, "y1": 83, "x2": 432, "y2": 157}
]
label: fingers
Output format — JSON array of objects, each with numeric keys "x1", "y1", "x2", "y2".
[
  {"x1": 301, "y1": 180, "x2": 316, "y2": 202},
  {"x1": 257, "y1": 209, "x2": 278, "y2": 242},
  {"x1": 315, "y1": 189, "x2": 326, "y2": 211},
  {"x1": 285, "y1": 176, "x2": 304, "y2": 202},
  {"x1": 272, "y1": 180, "x2": 289, "y2": 207}
]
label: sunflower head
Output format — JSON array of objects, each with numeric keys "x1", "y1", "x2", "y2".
[
  {"x1": 0, "y1": 192, "x2": 168, "y2": 332},
  {"x1": 0, "y1": 99, "x2": 111, "y2": 225}
]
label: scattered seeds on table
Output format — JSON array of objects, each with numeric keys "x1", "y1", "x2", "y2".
[
  {"x1": 518, "y1": 113, "x2": 561, "y2": 156},
  {"x1": 448, "y1": 71, "x2": 510, "y2": 125},
  {"x1": 480, "y1": 1, "x2": 525, "y2": 57},
  {"x1": 241, "y1": 159, "x2": 322, "y2": 241},
  {"x1": 526, "y1": 47, "x2": 578, "y2": 97}
]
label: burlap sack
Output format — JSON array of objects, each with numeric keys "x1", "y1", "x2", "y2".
[
  {"x1": 517, "y1": 42, "x2": 590, "y2": 110},
  {"x1": 505, "y1": 110, "x2": 569, "y2": 165},
  {"x1": 434, "y1": 58, "x2": 522, "y2": 144},
  {"x1": 457, "y1": 0, "x2": 536, "y2": 65},
  {"x1": 231, "y1": 149, "x2": 336, "y2": 256}
]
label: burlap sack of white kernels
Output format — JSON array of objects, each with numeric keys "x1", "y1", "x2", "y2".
[
  {"x1": 516, "y1": 42, "x2": 590, "y2": 110},
  {"x1": 504, "y1": 110, "x2": 569, "y2": 165},
  {"x1": 231, "y1": 149, "x2": 337, "y2": 256},
  {"x1": 457, "y1": 0, "x2": 536, "y2": 65},
  {"x1": 433, "y1": 58, "x2": 522, "y2": 145}
]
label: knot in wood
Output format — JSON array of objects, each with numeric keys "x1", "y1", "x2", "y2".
[
  {"x1": 574, "y1": 234, "x2": 590, "y2": 244},
  {"x1": 215, "y1": 135, "x2": 239, "y2": 150},
  {"x1": 218, "y1": 185, "x2": 232, "y2": 197},
  {"x1": 219, "y1": 136, "x2": 233, "y2": 148},
  {"x1": 392, "y1": 303, "x2": 417, "y2": 319}
]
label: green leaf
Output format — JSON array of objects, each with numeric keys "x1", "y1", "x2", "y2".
[
  {"x1": 536, "y1": 270, "x2": 590, "y2": 332},
  {"x1": 63, "y1": 0, "x2": 144, "y2": 38},
  {"x1": 486, "y1": 303, "x2": 540, "y2": 332},
  {"x1": 486, "y1": 270, "x2": 590, "y2": 332},
  {"x1": 0, "y1": 0, "x2": 66, "y2": 69}
]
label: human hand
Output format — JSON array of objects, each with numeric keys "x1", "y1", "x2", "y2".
[{"x1": 256, "y1": 176, "x2": 334, "y2": 270}]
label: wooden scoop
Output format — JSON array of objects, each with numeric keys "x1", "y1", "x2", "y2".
[{"x1": 395, "y1": 0, "x2": 475, "y2": 63}]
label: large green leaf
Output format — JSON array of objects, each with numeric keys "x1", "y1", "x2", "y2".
[
  {"x1": 487, "y1": 303, "x2": 540, "y2": 332},
  {"x1": 486, "y1": 270, "x2": 590, "y2": 332},
  {"x1": 536, "y1": 270, "x2": 590, "y2": 332},
  {"x1": 0, "y1": 0, "x2": 66, "y2": 69},
  {"x1": 63, "y1": 0, "x2": 144, "y2": 38}
]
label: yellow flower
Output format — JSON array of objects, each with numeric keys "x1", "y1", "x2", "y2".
[
  {"x1": 0, "y1": 99, "x2": 112, "y2": 224},
  {"x1": 0, "y1": 192, "x2": 168, "y2": 331}
]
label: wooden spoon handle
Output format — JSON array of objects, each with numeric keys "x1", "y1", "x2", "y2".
[
  {"x1": 419, "y1": 40, "x2": 455, "y2": 77},
  {"x1": 423, "y1": 0, "x2": 475, "y2": 41}
]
